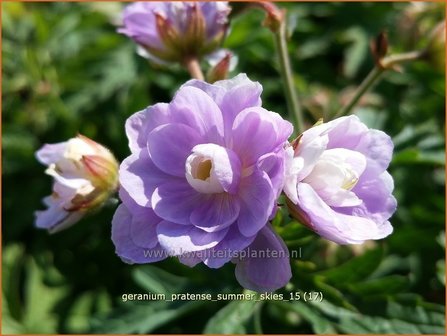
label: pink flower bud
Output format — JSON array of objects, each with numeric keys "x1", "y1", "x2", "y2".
[
  {"x1": 205, "y1": 49, "x2": 236, "y2": 83},
  {"x1": 35, "y1": 135, "x2": 119, "y2": 233}
]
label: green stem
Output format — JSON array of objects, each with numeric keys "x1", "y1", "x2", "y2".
[
  {"x1": 184, "y1": 57, "x2": 204, "y2": 80},
  {"x1": 335, "y1": 66, "x2": 384, "y2": 118},
  {"x1": 253, "y1": 302, "x2": 263, "y2": 334},
  {"x1": 335, "y1": 50, "x2": 424, "y2": 118},
  {"x1": 382, "y1": 50, "x2": 425, "y2": 67},
  {"x1": 274, "y1": 20, "x2": 304, "y2": 133}
]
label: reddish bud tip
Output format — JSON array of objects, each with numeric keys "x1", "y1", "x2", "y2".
[
  {"x1": 206, "y1": 52, "x2": 232, "y2": 83},
  {"x1": 257, "y1": 2, "x2": 285, "y2": 33},
  {"x1": 155, "y1": 12, "x2": 180, "y2": 50},
  {"x1": 81, "y1": 154, "x2": 118, "y2": 187},
  {"x1": 370, "y1": 31, "x2": 389, "y2": 68}
]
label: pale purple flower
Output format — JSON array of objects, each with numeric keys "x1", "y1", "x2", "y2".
[
  {"x1": 112, "y1": 74, "x2": 293, "y2": 291},
  {"x1": 284, "y1": 116, "x2": 397, "y2": 244},
  {"x1": 118, "y1": 1, "x2": 231, "y2": 63},
  {"x1": 35, "y1": 135, "x2": 119, "y2": 233}
]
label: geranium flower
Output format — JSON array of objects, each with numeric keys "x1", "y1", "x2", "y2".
[
  {"x1": 118, "y1": 1, "x2": 231, "y2": 64},
  {"x1": 112, "y1": 74, "x2": 293, "y2": 291},
  {"x1": 284, "y1": 116, "x2": 397, "y2": 244},
  {"x1": 35, "y1": 135, "x2": 119, "y2": 233}
]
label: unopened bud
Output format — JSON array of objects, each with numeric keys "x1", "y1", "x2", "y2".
[
  {"x1": 256, "y1": 1, "x2": 285, "y2": 33},
  {"x1": 370, "y1": 31, "x2": 389, "y2": 69},
  {"x1": 206, "y1": 50, "x2": 234, "y2": 83}
]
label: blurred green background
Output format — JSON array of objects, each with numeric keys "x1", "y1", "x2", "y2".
[{"x1": 2, "y1": 2, "x2": 445, "y2": 334}]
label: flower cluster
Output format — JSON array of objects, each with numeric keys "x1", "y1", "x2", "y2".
[
  {"x1": 110, "y1": 75, "x2": 396, "y2": 292},
  {"x1": 35, "y1": 1, "x2": 399, "y2": 293}
]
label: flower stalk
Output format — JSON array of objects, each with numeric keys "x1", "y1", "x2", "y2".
[
  {"x1": 184, "y1": 57, "x2": 205, "y2": 80},
  {"x1": 334, "y1": 35, "x2": 426, "y2": 118},
  {"x1": 273, "y1": 17, "x2": 305, "y2": 134}
]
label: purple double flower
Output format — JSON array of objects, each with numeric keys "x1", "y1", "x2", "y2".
[{"x1": 113, "y1": 74, "x2": 293, "y2": 291}]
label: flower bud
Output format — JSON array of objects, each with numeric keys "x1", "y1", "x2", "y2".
[
  {"x1": 118, "y1": 2, "x2": 231, "y2": 64},
  {"x1": 261, "y1": 2, "x2": 285, "y2": 33},
  {"x1": 205, "y1": 49, "x2": 237, "y2": 83},
  {"x1": 370, "y1": 31, "x2": 389, "y2": 68},
  {"x1": 35, "y1": 135, "x2": 119, "y2": 233}
]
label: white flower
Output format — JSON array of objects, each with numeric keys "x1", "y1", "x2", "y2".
[{"x1": 35, "y1": 135, "x2": 119, "y2": 233}]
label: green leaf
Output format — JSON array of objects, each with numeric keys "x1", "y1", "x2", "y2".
[
  {"x1": 91, "y1": 300, "x2": 205, "y2": 334},
  {"x1": 347, "y1": 275, "x2": 409, "y2": 296},
  {"x1": 2, "y1": 127, "x2": 38, "y2": 175},
  {"x1": 387, "y1": 300, "x2": 445, "y2": 331},
  {"x1": 297, "y1": 39, "x2": 330, "y2": 60},
  {"x1": 64, "y1": 292, "x2": 96, "y2": 333},
  {"x1": 393, "y1": 121, "x2": 441, "y2": 149},
  {"x1": 1, "y1": 245, "x2": 26, "y2": 334},
  {"x1": 392, "y1": 148, "x2": 445, "y2": 166},
  {"x1": 203, "y1": 300, "x2": 260, "y2": 334},
  {"x1": 66, "y1": 44, "x2": 137, "y2": 114},
  {"x1": 311, "y1": 299, "x2": 445, "y2": 334},
  {"x1": 436, "y1": 260, "x2": 445, "y2": 286},
  {"x1": 317, "y1": 248, "x2": 383, "y2": 284},
  {"x1": 341, "y1": 26, "x2": 368, "y2": 78},
  {"x1": 1, "y1": 301, "x2": 25, "y2": 335},
  {"x1": 132, "y1": 265, "x2": 188, "y2": 295},
  {"x1": 22, "y1": 258, "x2": 67, "y2": 333},
  {"x1": 275, "y1": 301, "x2": 336, "y2": 334},
  {"x1": 313, "y1": 279, "x2": 357, "y2": 311},
  {"x1": 436, "y1": 231, "x2": 445, "y2": 248}
]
